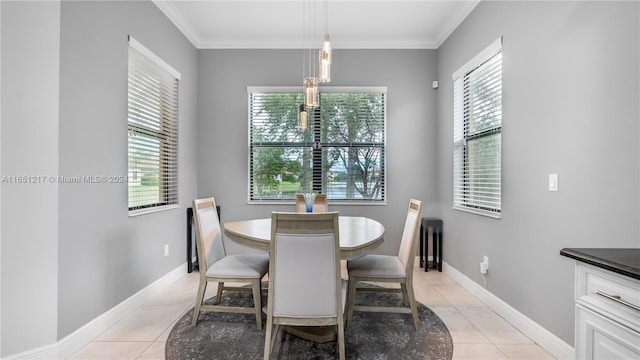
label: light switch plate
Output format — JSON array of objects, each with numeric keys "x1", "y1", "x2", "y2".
[{"x1": 549, "y1": 173, "x2": 558, "y2": 192}]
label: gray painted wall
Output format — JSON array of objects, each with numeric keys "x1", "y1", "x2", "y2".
[
  {"x1": 436, "y1": 1, "x2": 639, "y2": 345},
  {"x1": 1, "y1": 1, "x2": 60, "y2": 355},
  {"x1": 196, "y1": 49, "x2": 439, "y2": 256},
  {"x1": 57, "y1": 0, "x2": 198, "y2": 340},
  {"x1": 1, "y1": 0, "x2": 198, "y2": 356}
]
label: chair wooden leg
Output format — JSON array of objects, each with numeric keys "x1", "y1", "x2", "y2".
[
  {"x1": 272, "y1": 325, "x2": 281, "y2": 347},
  {"x1": 345, "y1": 277, "x2": 357, "y2": 326},
  {"x1": 337, "y1": 320, "x2": 346, "y2": 360},
  {"x1": 405, "y1": 281, "x2": 420, "y2": 331},
  {"x1": 400, "y1": 283, "x2": 410, "y2": 306},
  {"x1": 252, "y1": 279, "x2": 263, "y2": 330},
  {"x1": 215, "y1": 281, "x2": 224, "y2": 304},
  {"x1": 192, "y1": 278, "x2": 207, "y2": 326},
  {"x1": 263, "y1": 318, "x2": 273, "y2": 360}
]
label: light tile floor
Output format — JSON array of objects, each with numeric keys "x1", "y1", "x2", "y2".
[{"x1": 68, "y1": 262, "x2": 556, "y2": 360}]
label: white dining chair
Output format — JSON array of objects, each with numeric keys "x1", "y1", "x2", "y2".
[
  {"x1": 264, "y1": 211, "x2": 345, "y2": 360},
  {"x1": 345, "y1": 198, "x2": 423, "y2": 330},
  {"x1": 191, "y1": 197, "x2": 269, "y2": 329}
]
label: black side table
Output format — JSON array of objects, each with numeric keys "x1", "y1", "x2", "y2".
[
  {"x1": 187, "y1": 205, "x2": 220, "y2": 273},
  {"x1": 419, "y1": 217, "x2": 443, "y2": 272}
]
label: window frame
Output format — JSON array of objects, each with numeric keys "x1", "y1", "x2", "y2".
[
  {"x1": 127, "y1": 36, "x2": 180, "y2": 216},
  {"x1": 247, "y1": 86, "x2": 387, "y2": 205},
  {"x1": 452, "y1": 38, "x2": 503, "y2": 218}
]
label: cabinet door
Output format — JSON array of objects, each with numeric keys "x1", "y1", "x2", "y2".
[{"x1": 576, "y1": 304, "x2": 640, "y2": 360}]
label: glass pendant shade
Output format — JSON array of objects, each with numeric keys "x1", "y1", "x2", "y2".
[
  {"x1": 298, "y1": 104, "x2": 308, "y2": 130},
  {"x1": 319, "y1": 34, "x2": 332, "y2": 83},
  {"x1": 303, "y1": 77, "x2": 319, "y2": 108},
  {"x1": 319, "y1": 50, "x2": 331, "y2": 83},
  {"x1": 322, "y1": 34, "x2": 332, "y2": 62}
]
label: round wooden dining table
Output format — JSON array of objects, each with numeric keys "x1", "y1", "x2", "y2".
[{"x1": 224, "y1": 216, "x2": 385, "y2": 260}]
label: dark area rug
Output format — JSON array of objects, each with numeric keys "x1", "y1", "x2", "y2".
[{"x1": 166, "y1": 288, "x2": 453, "y2": 359}]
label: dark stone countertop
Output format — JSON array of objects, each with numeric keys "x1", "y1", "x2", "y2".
[{"x1": 560, "y1": 248, "x2": 640, "y2": 281}]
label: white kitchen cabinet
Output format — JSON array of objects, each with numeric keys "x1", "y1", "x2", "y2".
[{"x1": 573, "y1": 262, "x2": 640, "y2": 360}]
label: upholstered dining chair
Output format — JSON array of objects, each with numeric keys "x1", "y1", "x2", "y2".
[
  {"x1": 264, "y1": 211, "x2": 345, "y2": 360},
  {"x1": 191, "y1": 197, "x2": 269, "y2": 329},
  {"x1": 295, "y1": 193, "x2": 329, "y2": 213},
  {"x1": 345, "y1": 198, "x2": 423, "y2": 330}
]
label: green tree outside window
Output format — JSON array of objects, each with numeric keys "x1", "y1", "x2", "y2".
[{"x1": 249, "y1": 89, "x2": 386, "y2": 202}]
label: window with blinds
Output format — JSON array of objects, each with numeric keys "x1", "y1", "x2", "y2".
[
  {"x1": 127, "y1": 36, "x2": 180, "y2": 215},
  {"x1": 453, "y1": 38, "x2": 502, "y2": 218},
  {"x1": 248, "y1": 87, "x2": 386, "y2": 203}
]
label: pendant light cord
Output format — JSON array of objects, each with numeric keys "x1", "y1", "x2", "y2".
[
  {"x1": 324, "y1": 0, "x2": 328, "y2": 34},
  {"x1": 302, "y1": 0, "x2": 306, "y2": 82}
]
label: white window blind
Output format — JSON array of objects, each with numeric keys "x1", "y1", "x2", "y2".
[
  {"x1": 127, "y1": 36, "x2": 180, "y2": 215},
  {"x1": 248, "y1": 87, "x2": 386, "y2": 203},
  {"x1": 453, "y1": 38, "x2": 502, "y2": 218}
]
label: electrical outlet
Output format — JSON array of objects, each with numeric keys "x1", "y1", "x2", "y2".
[
  {"x1": 480, "y1": 256, "x2": 489, "y2": 274},
  {"x1": 164, "y1": 244, "x2": 169, "y2": 257}
]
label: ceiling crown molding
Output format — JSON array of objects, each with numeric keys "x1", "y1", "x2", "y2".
[
  {"x1": 153, "y1": 0, "x2": 202, "y2": 48},
  {"x1": 153, "y1": 0, "x2": 480, "y2": 50}
]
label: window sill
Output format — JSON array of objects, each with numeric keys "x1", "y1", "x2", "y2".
[
  {"x1": 452, "y1": 206, "x2": 501, "y2": 219},
  {"x1": 129, "y1": 204, "x2": 180, "y2": 217}
]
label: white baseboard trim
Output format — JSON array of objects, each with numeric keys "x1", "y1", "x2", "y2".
[
  {"x1": 443, "y1": 262, "x2": 575, "y2": 360},
  {"x1": 4, "y1": 263, "x2": 188, "y2": 360}
]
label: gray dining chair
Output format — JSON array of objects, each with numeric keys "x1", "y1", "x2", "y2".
[
  {"x1": 264, "y1": 211, "x2": 345, "y2": 360},
  {"x1": 345, "y1": 198, "x2": 423, "y2": 330},
  {"x1": 191, "y1": 197, "x2": 269, "y2": 329}
]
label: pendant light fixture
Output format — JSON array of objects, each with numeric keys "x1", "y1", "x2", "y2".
[
  {"x1": 319, "y1": 33, "x2": 331, "y2": 83},
  {"x1": 318, "y1": 0, "x2": 331, "y2": 83},
  {"x1": 304, "y1": 77, "x2": 319, "y2": 108},
  {"x1": 298, "y1": 104, "x2": 308, "y2": 130},
  {"x1": 299, "y1": 0, "x2": 331, "y2": 129}
]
